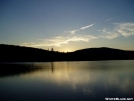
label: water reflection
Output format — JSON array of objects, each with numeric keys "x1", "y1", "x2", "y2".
[
  {"x1": 0, "y1": 63, "x2": 44, "y2": 77},
  {"x1": 0, "y1": 61, "x2": 134, "y2": 101},
  {"x1": 28, "y1": 61, "x2": 134, "y2": 97},
  {"x1": 51, "y1": 62, "x2": 54, "y2": 73}
]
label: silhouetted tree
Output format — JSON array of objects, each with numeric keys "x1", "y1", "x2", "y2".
[{"x1": 51, "y1": 47, "x2": 54, "y2": 51}]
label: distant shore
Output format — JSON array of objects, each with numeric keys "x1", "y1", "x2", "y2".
[{"x1": 0, "y1": 44, "x2": 134, "y2": 62}]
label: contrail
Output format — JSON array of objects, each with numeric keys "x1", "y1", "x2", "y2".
[{"x1": 80, "y1": 23, "x2": 95, "y2": 30}]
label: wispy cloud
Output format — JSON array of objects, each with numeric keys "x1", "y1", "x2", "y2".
[
  {"x1": 80, "y1": 23, "x2": 95, "y2": 30},
  {"x1": 115, "y1": 23, "x2": 134, "y2": 37},
  {"x1": 21, "y1": 23, "x2": 96, "y2": 47},
  {"x1": 106, "y1": 16, "x2": 120, "y2": 21},
  {"x1": 22, "y1": 22, "x2": 134, "y2": 48},
  {"x1": 64, "y1": 29, "x2": 79, "y2": 35},
  {"x1": 100, "y1": 28, "x2": 119, "y2": 39},
  {"x1": 65, "y1": 23, "x2": 95, "y2": 35},
  {"x1": 100, "y1": 22, "x2": 134, "y2": 39},
  {"x1": 70, "y1": 30, "x2": 79, "y2": 34},
  {"x1": 22, "y1": 35, "x2": 98, "y2": 47}
]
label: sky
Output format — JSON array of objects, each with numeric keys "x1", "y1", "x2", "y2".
[{"x1": 0, "y1": 0, "x2": 134, "y2": 52}]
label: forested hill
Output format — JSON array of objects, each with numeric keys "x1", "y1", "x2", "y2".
[
  {"x1": 0, "y1": 44, "x2": 134, "y2": 62},
  {"x1": 0, "y1": 44, "x2": 61, "y2": 62}
]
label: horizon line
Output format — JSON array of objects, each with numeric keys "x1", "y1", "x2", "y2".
[{"x1": 0, "y1": 44, "x2": 134, "y2": 52}]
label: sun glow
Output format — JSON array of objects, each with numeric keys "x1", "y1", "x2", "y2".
[
  {"x1": 62, "y1": 48, "x2": 73, "y2": 52},
  {"x1": 53, "y1": 46, "x2": 74, "y2": 52}
]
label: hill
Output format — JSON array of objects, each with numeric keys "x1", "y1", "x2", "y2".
[
  {"x1": 70, "y1": 47, "x2": 134, "y2": 61},
  {"x1": 0, "y1": 44, "x2": 62, "y2": 62},
  {"x1": 0, "y1": 44, "x2": 134, "y2": 62}
]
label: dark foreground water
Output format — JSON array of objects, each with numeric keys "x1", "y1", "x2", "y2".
[{"x1": 0, "y1": 60, "x2": 134, "y2": 101}]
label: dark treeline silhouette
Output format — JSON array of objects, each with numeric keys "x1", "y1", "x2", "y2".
[{"x1": 0, "y1": 44, "x2": 134, "y2": 62}]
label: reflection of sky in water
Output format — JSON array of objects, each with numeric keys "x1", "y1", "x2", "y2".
[
  {"x1": 0, "y1": 60, "x2": 134, "y2": 101},
  {"x1": 36, "y1": 61, "x2": 134, "y2": 94}
]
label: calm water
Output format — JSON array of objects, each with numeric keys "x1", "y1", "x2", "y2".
[{"x1": 0, "y1": 60, "x2": 134, "y2": 101}]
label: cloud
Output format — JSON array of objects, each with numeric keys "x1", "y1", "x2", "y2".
[
  {"x1": 106, "y1": 16, "x2": 120, "y2": 21},
  {"x1": 65, "y1": 29, "x2": 79, "y2": 35},
  {"x1": 22, "y1": 22, "x2": 134, "y2": 48},
  {"x1": 100, "y1": 28, "x2": 119, "y2": 39},
  {"x1": 100, "y1": 22, "x2": 134, "y2": 39},
  {"x1": 70, "y1": 30, "x2": 78, "y2": 34},
  {"x1": 22, "y1": 35, "x2": 98, "y2": 47},
  {"x1": 65, "y1": 23, "x2": 95, "y2": 35},
  {"x1": 80, "y1": 23, "x2": 95, "y2": 30},
  {"x1": 115, "y1": 23, "x2": 134, "y2": 37},
  {"x1": 22, "y1": 23, "x2": 96, "y2": 48}
]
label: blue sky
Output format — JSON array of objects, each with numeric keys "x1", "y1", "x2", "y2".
[{"x1": 0, "y1": 0, "x2": 134, "y2": 52}]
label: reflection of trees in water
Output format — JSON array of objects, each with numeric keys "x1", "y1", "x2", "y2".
[
  {"x1": 0, "y1": 63, "x2": 43, "y2": 77},
  {"x1": 0, "y1": 62, "x2": 56, "y2": 77},
  {"x1": 51, "y1": 62, "x2": 54, "y2": 73}
]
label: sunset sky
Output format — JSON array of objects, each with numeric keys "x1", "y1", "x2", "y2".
[{"x1": 0, "y1": 0, "x2": 134, "y2": 52}]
